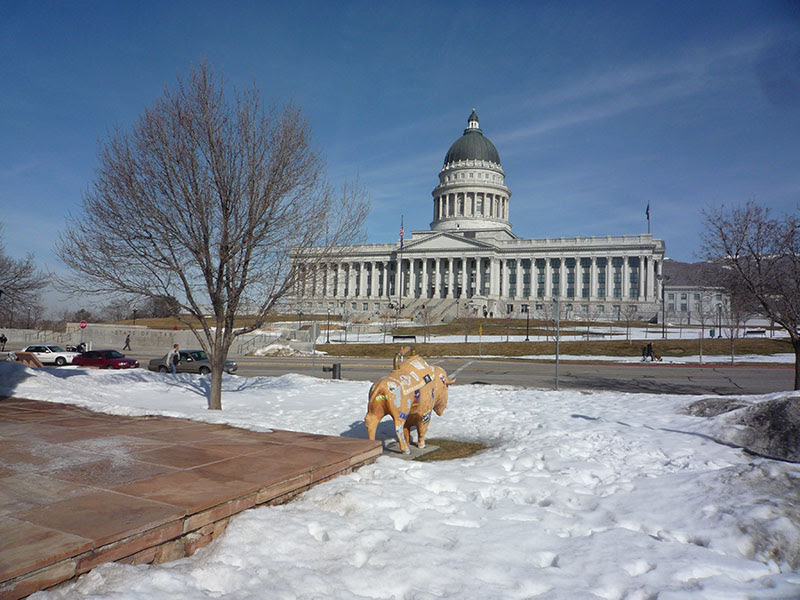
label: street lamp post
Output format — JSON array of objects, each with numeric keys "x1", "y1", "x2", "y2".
[
  {"x1": 297, "y1": 311, "x2": 303, "y2": 331},
  {"x1": 132, "y1": 307, "x2": 138, "y2": 325},
  {"x1": 657, "y1": 274, "x2": 668, "y2": 339},
  {"x1": 326, "y1": 309, "x2": 331, "y2": 344},
  {"x1": 717, "y1": 304, "x2": 722, "y2": 338},
  {"x1": 524, "y1": 304, "x2": 530, "y2": 341}
]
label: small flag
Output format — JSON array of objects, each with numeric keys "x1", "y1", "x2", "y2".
[
  {"x1": 399, "y1": 216, "x2": 404, "y2": 250},
  {"x1": 646, "y1": 203, "x2": 650, "y2": 221}
]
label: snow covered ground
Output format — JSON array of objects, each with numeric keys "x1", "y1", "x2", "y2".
[
  {"x1": 1, "y1": 362, "x2": 799, "y2": 599},
  {"x1": 316, "y1": 324, "x2": 787, "y2": 345}
]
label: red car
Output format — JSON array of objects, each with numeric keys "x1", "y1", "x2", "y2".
[{"x1": 72, "y1": 349, "x2": 139, "y2": 370}]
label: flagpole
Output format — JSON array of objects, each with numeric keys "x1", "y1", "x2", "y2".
[
  {"x1": 646, "y1": 202, "x2": 651, "y2": 234},
  {"x1": 398, "y1": 216, "x2": 404, "y2": 322}
]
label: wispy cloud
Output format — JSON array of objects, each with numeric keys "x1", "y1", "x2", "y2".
[{"x1": 495, "y1": 35, "x2": 775, "y2": 146}]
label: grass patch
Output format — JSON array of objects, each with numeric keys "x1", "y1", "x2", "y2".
[
  {"x1": 415, "y1": 439, "x2": 488, "y2": 462},
  {"x1": 317, "y1": 337, "x2": 792, "y2": 359}
]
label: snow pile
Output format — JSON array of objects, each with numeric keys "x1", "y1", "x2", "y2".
[
  {"x1": 685, "y1": 395, "x2": 800, "y2": 462},
  {"x1": 254, "y1": 342, "x2": 302, "y2": 357},
  {"x1": 0, "y1": 362, "x2": 798, "y2": 598}
]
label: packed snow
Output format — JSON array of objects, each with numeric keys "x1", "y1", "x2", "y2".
[{"x1": 1, "y1": 361, "x2": 799, "y2": 599}]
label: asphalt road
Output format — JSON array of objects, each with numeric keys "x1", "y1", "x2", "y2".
[
  {"x1": 229, "y1": 355, "x2": 795, "y2": 396},
  {"x1": 12, "y1": 350, "x2": 790, "y2": 396}
]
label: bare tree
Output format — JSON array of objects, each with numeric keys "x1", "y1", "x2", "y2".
[
  {"x1": 701, "y1": 201, "x2": 800, "y2": 387},
  {"x1": 0, "y1": 221, "x2": 48, "y2": 328},
  {"x1": 55, "y1": 64, "x2": 368, "y2": 409},
  {"x1": 721, "y1": 287, "x2": 756, "y2": 365},
  {"x1": 621, "y1": 305, "x2": 638, "y2": 344},
  {"x1": 693, "y1": 289, "x2": 720, "y2": 365}
]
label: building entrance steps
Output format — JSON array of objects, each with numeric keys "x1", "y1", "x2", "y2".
[{"x1": 0, "y1": 397, "x2": 382, "y2": 599}]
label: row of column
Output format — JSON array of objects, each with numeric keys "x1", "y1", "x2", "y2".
[
  {"x1": 297, "y1": 255, "x2": 662, "y2": 303},
  {"x1": 434, "y1": 192, "x2": 508, "y2": 221}
]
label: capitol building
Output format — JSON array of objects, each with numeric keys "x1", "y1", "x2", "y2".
[{"x1": 291, "y1": 110, "x2": 666, "y2": 322}]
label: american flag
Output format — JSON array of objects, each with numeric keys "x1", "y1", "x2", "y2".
[
  {"x1": 399, "y1": 217, "x2": 404, "y2": 249},
  {"x1": 646, "y1": 203, "x2": 650, "y2": 221}
]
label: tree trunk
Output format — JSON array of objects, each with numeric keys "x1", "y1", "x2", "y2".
[
  {"x1": 794, "y1": 338, "x2": 800, "y2": 391},
  {"x1": 729, "y1": 336, "x2": 735, "y2": 366},
  {"x1": 699, "y1": 329, "x2": 704, "y2": 365},
  {"x1": 208, "y1": 356, "x2": 225, "y2": 410}
]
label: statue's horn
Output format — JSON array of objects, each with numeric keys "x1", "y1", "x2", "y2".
[{"x1": 446, "y1": 377, "x2": 456, "y2": 385}]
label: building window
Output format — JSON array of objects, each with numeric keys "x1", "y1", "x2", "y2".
[
  {"x1": 536, "y1": 258, "x2": 546, "y2": 297},
  {"x1": 551, "y1": 258, "x2": 561, "y2": 297},
  {"x1": 596, "y1": 257, "x2": 607, "y2": 298},
  {"x1": 628, "y1": 257, "x2": 639, "y2": 299}
]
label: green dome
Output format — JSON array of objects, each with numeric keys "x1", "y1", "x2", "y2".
[{"x1": 443, "y1": 111, "x2": 501, "y2": 166}]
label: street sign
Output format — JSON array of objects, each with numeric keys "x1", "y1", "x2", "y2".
[{"x1": 79, "y1": 321, "x2": 87, "y2": 329}]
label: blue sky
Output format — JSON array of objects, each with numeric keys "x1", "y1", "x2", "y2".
[{"x1": 2, "y1": 1, "x2": 799, "y2": 312}]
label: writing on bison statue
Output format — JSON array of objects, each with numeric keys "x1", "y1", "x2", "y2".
[{"x1": 365, "y1": 347, "x2": 454, "y2": 454}]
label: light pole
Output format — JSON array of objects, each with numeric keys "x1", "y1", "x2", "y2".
[
  {"x1": 132, "y1": 306, "x2": 138, "y2": 325},
  {"x1": 297, "y1": 311, "x2": 303, "y2": 331},
  {"x1": 717, "y1": 304, "x2": 722, "y2": 338},
  {"x1": 524, "y1": 304, "x2": 530, "y2": 341},
  {"x1": 657, "y1": 274, "x2": 668, "y2": 339},
  {"x1": 326, "y1": 309, "x2": 331, "y2": 344}
]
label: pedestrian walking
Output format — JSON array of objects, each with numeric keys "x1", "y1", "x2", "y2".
[
  {"x1": 166, "y1": 344, "x2": 180, "y2": 375},
  {"x1": 641, "y1": 346, "x2": 648, "y2": 362},
  {"x1": 123, "y1": 334, "x2": 131, "y2": 351},
  {"x1": 646, "y1": 342, "x2": 654, "y2": 362},
  {"x1": 0, "y1": 333, "x2": 6, "y2": 351}
]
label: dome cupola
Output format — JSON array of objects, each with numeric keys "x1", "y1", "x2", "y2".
[
  {"x1": 431, "y1": 110, "x2": 512, "y2": 235},
  {"x1": 443, "y1": 109, "x2": 501, "y2": 167}
]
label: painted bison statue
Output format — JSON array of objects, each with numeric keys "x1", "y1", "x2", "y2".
[{"x1": 365, "y1": 348, "x2": 454, "y2": 454}]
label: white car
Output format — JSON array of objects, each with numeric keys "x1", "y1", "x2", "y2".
[{"x1": 21, "y1": 345, "x2": 82, "y2": 366}]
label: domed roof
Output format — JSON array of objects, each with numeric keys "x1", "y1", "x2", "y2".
[{"x1": 443, "y1": 110, "x2": 501, "y2": 166}]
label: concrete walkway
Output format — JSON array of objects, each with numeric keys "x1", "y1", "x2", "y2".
[{"x1": 0, "y1": 397, "x2": 381, "y2": 599}]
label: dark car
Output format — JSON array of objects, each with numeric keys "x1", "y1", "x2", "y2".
[
  {"x1": 72, "y1": 349, "x2": 139, "y2": 370},
  {"x1": 148, "y1": 349, "x2": 237, "y2": 375}
]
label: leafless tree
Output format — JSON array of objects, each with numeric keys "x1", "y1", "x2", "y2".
[
  {"x1": 701, "y1": 201, "x2": 800, "y2": 387},
  {"x1": 55, "y1": 64, "x2": 368, "y2": 409},
  {"x1": 693, "y1": 289, "x2": 720, "y2": 365},
  {"x1": 0, "y1": 222, "x2": 48, "y2": 328},
  {"x1": 621, "y1": 305, "x2": 638, "y2": 344}
]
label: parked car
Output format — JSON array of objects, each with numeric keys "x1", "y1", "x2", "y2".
[
  {"x1": 148, "y1": 349, "x2": 237, "y2": 375},
  {"x1": 72, "y1": 350, "x2": 139, "y2": 370},
  {"x1": 20, "y1": 345, "x2": 81, "y2": 367}
]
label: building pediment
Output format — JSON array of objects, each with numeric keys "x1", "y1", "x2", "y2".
[{"x1": 403, "y1": 231, "x2": 497, "y2": 252}]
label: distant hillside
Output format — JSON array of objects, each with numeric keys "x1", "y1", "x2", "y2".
[{"x1": 662, "y1": 258, "x2": 727, "y2": 287}]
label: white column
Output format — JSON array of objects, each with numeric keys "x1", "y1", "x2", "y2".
[
  {"x1": 358, "y1": 262, "x2": 366, "y2": 298},
  {"x1": 391, "y1": 259, "x2": 399, "y2": 299},
  {"x1": 421, "y1": 258, "x2": 429, "y2": 299},
  {"x1": 408, "y1": 258, "x2": 416, "y2": 298},
  {"x1": 499, "y1": 259, "x2": 507, "y2": 298},
  {"x1": 444, "y1": 258, "x2": 453, "y2": 297},
  {"x1": 490, "y1": 258, "x2": 500, "y2": 297},
  {"x1": 622, "y1": 257, "x2": 629, "y2": 300},
  {"x1": 544, "y1": 259, "x2": 551, "y2": 299}
]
